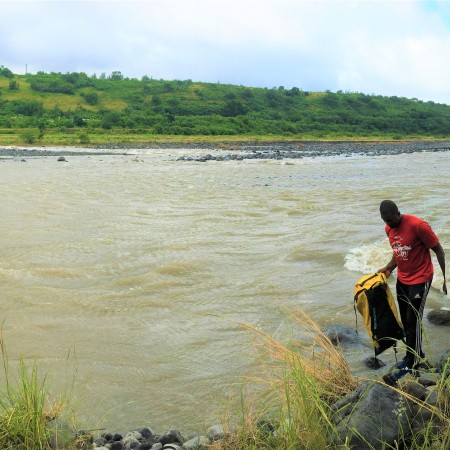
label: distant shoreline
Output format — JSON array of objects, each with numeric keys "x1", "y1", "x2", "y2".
[{"x1": 2, "y1": 140, "x2": 450, "y2": 160}]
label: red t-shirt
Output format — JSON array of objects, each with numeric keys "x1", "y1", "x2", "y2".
[{"x1": 385, "y1": 214, "x2": 439, "y2": 284}]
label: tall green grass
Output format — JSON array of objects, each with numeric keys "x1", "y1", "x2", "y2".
[{"x1": 0, "y1": 332, "x2": 68, "y2": 450}]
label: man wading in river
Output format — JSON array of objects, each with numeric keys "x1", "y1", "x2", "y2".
[{"x1": 377, "y1": 200, "x2": 447, "y2": 385}]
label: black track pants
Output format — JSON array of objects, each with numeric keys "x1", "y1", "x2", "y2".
[{"x1": 396, "y1": 279, "x2": 432, "y2": 367}]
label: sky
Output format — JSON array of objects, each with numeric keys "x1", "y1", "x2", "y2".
[{"x1": 2, "y1": 0, "x2": 450, "y2": 104}]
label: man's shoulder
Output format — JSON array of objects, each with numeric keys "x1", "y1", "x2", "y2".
[
  {"x1": 404, "y1": 214, "x2": 438, "y2": 241},
  {"x1": 402, "y1": 214, "x2": 424, "y2": 225}
]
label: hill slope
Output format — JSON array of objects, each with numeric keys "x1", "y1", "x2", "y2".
[{"x1": 1, "y1": 66, "x2": 450, "y2": 145}]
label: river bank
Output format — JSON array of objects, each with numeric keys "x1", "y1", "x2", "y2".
[{"x1": 1, "y1": 139, "x2": 450, "y2": 160}]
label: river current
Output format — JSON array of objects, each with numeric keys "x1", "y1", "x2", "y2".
[{"x1": 1, "y1": 147, "x2": 449, "y2": 433}]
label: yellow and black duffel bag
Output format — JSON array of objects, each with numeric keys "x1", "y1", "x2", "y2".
[{"x1": 354, "y1": 273, "x2": 405, "y2": 356}]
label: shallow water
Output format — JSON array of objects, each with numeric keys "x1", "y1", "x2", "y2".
[{"x1": 1, "y1": 148, "x2": 449, "y2": 433}]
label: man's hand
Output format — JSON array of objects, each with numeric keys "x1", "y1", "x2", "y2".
[
  {"x1": 377, "y1": 267, "x2": 392, "y2": 278},
  {"x1": 378, "y1": 255, "x2": 396, "y2": 279}
]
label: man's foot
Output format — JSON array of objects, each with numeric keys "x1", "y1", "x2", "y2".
[
  {"x1": 382, "y1": 372, "x2": 399, "y2": 386},
  {"x1": 382, "y1": 358, "x2": 412, "y2": 386}
]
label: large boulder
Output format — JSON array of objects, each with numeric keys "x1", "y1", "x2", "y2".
[
  {"x1": 324, "y1": 324, "x2": 365, "y2": 347},
  {"x1": 436, "y1": 348, "x2": 450, "y2": 378},
  {"x1": 331, "y1": 381, "x2": 413, "y2": 449}
]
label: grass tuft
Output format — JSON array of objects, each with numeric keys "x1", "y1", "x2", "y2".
[
  {"x1": 210, "y1": 309, "x2": 357, "y2": 449},
  {"x1": 0, "y1": 330, "x2": 70, "y2": 450}
]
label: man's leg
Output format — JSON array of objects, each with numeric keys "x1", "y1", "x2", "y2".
[{"x1": 396, "y1": 280, "x2": 431, "y2": 367}]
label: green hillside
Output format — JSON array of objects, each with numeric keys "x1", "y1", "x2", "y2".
[{"x1": 1, "y1": 65, "x2": 450, "y2": 146}]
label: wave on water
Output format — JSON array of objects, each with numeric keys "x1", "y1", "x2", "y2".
[
  {"x1": 344, "y1": 239, "x2": 392, "y2": 274},
  {"x1": 155, "y1": 261, "x2": 203, "y2": 276},
  {"x1": 0, "y1": 267, "x2": 25, "y2": 280}
]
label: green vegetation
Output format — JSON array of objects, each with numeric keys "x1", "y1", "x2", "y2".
[
  {"x1": 211, "y1": 310, "x2": 450, "y2": 449},
  {"x1": 211, "y1": 310, "x2": 357, "y2": 449},
  {"x1": 0, "y1": 335, "x2": 75, "y2": 450},
  {"x1": 1, "y1": 66, "x2": 450, "y2": 145}
]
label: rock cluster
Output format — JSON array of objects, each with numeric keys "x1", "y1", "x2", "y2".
[
  {"x1": 53, "y1": 424, "x2": 224, "y2": 450},
  {"x1": 93, "y1": 425, "x2": 224, "y2": 450},
  {"x1": 175, "y1": 140, "x2": 450, "y2": 162}
]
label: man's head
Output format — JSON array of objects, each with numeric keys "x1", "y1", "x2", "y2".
[{"x1": 380, "y1": 200, "x2": 402, "y2": 228}]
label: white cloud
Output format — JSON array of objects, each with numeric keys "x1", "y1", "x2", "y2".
[{"x1": 2, "y1": 0, "x2": 450, "y2": 103}]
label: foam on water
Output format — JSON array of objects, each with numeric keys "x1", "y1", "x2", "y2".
[
  {"x1": 344, "y1": 239, "x2": 392, "y2": 274},
  {"x1": 345, "y1": 239, "x2": 447, "y2": 293}
]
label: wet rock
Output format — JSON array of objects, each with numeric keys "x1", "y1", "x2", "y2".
[
  {"x1": 427, "y1": 309, "x2": 450, "y2": 325},
  {"x1": 123, "y1": 432, "x2": 141, "y2": 449},
  {"x1": 324, "y1": 324, "x2": 362, "y2": 347},
  {"x1": 110, "y1": 441, "x2": 124, "y2": 450},
  {"x1": 401, "y1": 379, "x2": 428, "y2": 401},
  {"x1": 207, "y1": 424, "x2": 225, "y2": 441},
  {"x1": 410, "y1": 389, "x2": 443, "y2": 445},
  {"x1": 124, "y1": 431, "x2": 142, "y2": 441},
  {"x1": 94, "y1": 436, "x2": 108, "y2": 446},
  {"x1": 182, "y1": 435, "x2": 210, "y2": 450},
  {"x1": 437, "y1": 348, "x2": 450, "y2": 377},
  {"x1": 136, "y1": 427, "x2": 156, "y2": 440},
  {"x1": 331, "y1": 381, "x2": 412, "y2": 449},
  {"x1": 364, "y1": 356, "x2": 386, "y2": 370},
  {"x1": 157, "y1": 429, "x2": 184, "y2": 446},
  {"x1": 417, "y1": 376, "x2": 437, "y2": 387},
  {"x1": 124, "y1": 438, "x2": 141, "y2": 450}
]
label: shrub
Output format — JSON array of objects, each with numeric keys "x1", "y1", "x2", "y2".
[
  {"x1": 101, "y1": 110, "x2": 122, "y2": 129},
  {"x1": 78, "y1": 132, "x2": 90, "y2": 144},
  {"x1": 8, "y1": 80, "x2": 19, "y2": 90},
  {"x1": 15, "y1": 101, "x2": 44, "y2": 117},
  {"x1": 80, "y1": 91, "x2": 99, "y2": 105},
  {"x1": 20, "y1": 129, "x2": 38, "y2": 144}
]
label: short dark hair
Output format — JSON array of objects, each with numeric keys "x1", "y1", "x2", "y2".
[{"x1": 380, "y1": 200, "x2": 399, "y2": 214}]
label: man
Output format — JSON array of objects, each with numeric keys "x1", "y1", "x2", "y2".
[{"x1": 378, "y1": 200, "x2": 446, "y2": 384}]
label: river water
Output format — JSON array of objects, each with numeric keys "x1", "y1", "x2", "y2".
[{"x1": 1, "y1": 147, "x2": 449, "y2": 434}]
